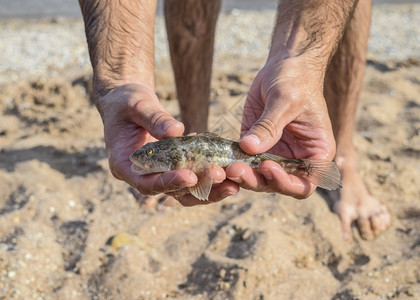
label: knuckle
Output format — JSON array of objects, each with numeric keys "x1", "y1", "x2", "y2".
[
  {"x1": 254, "y1": 117, "x2": 278, "y2": 140},
  {"x1": 178, "y1": 197, "x2": 195, "y2": 207},
  {"x1": 149, "y1": 111, "x2": 169, "y2": 130},
  {"x1": 136, "y1": 182, "x2": 157, "y2": 196},
  {"x1": 294, "y1": 192, "x2": 311, "y2": 200},
  {"x1": 136, "y1": 186, "x2": 148, "y2": 195},
  {"x1": 132, "y1": 98, "x2": 149, "y2": 112},
  {"x1": 267, "y1": 86, "x2": 301, "y2": 107}
]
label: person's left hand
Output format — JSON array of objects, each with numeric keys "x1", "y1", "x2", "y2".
[{"x1": 226, "y1": 55, "x2": 336, "y2": 199}]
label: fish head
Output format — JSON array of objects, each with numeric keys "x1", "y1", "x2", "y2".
[{"x1": 129, "y1": 141, "x2": 173, "y2": 175}]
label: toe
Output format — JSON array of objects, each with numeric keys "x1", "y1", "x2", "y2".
[
  {"x1": 340, "y1": 213, "x2": 353, "y2": 241},
  {"x1": 379, "y1": 205, "x2": 392, "y2": 231},
  {"x1": 357, "y1": 217, "x2": 374, "y2": 240},
  {"x1": 370, "y1": 214, "x2": 383, "y2": 235}
]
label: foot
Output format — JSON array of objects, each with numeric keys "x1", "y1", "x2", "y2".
[{"x1": 322, "y1": 159, "x2": 391, "y2": 240}]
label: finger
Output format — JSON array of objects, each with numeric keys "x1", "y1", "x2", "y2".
[
  {"x1": 226, "y1": 162, "x2": 268, "y2": 192},
  {"x1": 128, "y1": 88, "x2": 184, "y2": 139},
  {"x1": 133, "y1": 169, "x2": 197, "y2": 195},
  {"x1": 239, "y1": 91, "x2": 292, "y2": 154},
  {"x1": 177, "y1": 181, "x2": 239, "y2": 207},
  {"x1": 169, "y1": 165, "x2": 229, "y2": 205},
  {"x1": 212, "y1": 165, "x2": 227, "y2": 184},
  {"x1": 357, "y1": 217, "x2": 374, "y2": 240},
  {"x1": 258, "y1": 160, "x2": 315, "y2": 199}
]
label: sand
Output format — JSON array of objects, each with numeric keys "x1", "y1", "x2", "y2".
[{"x1": 0, "y1": 4, "x2": 419, "y2": 300}]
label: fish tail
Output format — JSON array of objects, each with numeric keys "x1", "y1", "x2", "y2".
[
  {"x1": 298, "y1": 159, "x2": 342, "y2": 190},
  {"x1": 259, "y1": 153, "x2": 342, "y2": 190}
]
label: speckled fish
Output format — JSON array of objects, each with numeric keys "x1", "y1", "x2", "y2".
[{"x1": 129, "y1": 133, "x2": 342, "y2": 200}]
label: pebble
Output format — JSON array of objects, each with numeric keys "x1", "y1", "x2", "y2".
[
  {"x1": 241, "y1": 229, "x2": 251, "y2": 240},
  {"x1": 110, "y1": 232, "x2": 144, "y2": 250},
  {"x1": 220, "y1": 281, "x2": 230, "y2": 291},
  {"x1": 226, "y1": 228, "x2": 235, "y2": 235},
  {"x1": 0, "y1": 4, "x2": 419, "y2": 84}
]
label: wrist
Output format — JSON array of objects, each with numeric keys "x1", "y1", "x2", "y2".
[
  {"x1": 267, "y1": 24, "x2": 332, "y2": 75},
  {"x1": 94, "y1": 83, "x2": 157, "y2": 120},
  {"x1": 265, "y1": 52, "x2": 326, "y2": 87},
  {"x1": 268, "y1": 0, "x2": 358, "y2": 72},
  {"x1": 93, "y1": 67, "x2": 155, "y2": 98}
]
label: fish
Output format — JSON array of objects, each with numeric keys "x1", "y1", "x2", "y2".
[{"x1": 129, "y1": 133, "x2": 342, "y2": 200}]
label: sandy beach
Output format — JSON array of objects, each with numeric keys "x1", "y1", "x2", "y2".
[{"x1": 0, "y1": 3, "x2": 419, "y2": 299}]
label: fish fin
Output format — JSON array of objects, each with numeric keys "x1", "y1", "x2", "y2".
[
  {"x1": 197, "y1": 132, "x2": 219, "y2": 137},
  {"x1": 259, "y1": 152, "x2": 289, "y2": 162},
  {"x1": 165, "y1": 188, "x2": 190, "y2": 198},
  {"x1": 259, "y1": 153, "x2": 342, "y2": 190},
  {"x1": 301, "y1": 159, "x2": 342, "y2": 190},
  {"x1": 189, "y1": 160, "x2": 213, "y2": 201}
]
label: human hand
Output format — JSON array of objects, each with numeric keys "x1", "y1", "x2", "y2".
[
  {"x1": 226, "y1": 56, "x2": 336, "y2": 199},
  {"x1": 99, "y1": 84, "x2": 238, "y2": 205}
]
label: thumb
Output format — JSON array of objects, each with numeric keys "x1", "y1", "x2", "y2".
[
  {"x1": 239, "y1": 99, "x2": 290, "y2": 155},
  {"x1": 130, "y1": 88, "x2": 184, "y2": 140}
]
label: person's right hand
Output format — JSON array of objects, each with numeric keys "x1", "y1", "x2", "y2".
[{"x1": 98, "y1": 84, "x2": 237, "y2": 205}]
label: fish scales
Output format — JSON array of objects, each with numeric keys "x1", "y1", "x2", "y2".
[
  {"x1": 129, "y1": 133, "x2": 342, "y2": 200},
  {"x1": 178, "y1": 134, "x2": 259, "y2": 167}
]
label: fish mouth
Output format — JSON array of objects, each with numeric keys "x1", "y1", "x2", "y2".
[
  {"x1": 129, "y1": 152, "x2": 137, "y2": 164},
  {"x1": 131, "y1": 163, "x2": 149, "y2": 175}
]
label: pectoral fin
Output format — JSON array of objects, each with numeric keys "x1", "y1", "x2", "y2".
[{"x1": 188, "y1": 160, "x2": 213, "y2": 201}]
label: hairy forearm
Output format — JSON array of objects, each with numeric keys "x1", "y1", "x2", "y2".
[
  {"x1": 78, "y1": 0, "x2": 156, "y2": 97},
  {"x1": 270, "y1": 0, "x2": 358, "y2": 67}
]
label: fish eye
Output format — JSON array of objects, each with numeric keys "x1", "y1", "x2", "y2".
[{"x1": 146, "y1": 149, "x2": 154, "y2": 156}]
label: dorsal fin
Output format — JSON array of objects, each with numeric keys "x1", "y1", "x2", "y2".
[{"x1": 196, "y1": 132, "x2": 220, "y2": 138}]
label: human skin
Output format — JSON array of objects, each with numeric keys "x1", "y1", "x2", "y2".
[
  {"x1": 226, "y1": 0, "x2": 390, "y2": 239},
  {"x1": 227, "y1": 0, "x2": 359, "y2": 197},
  {"x1": 164, "y1": 0, "x2": 221, "y2": 134},
  {"x1": 322, "y1": 0, "x2": 391, "y2": 240},
  {"x1": 172, "y1": 0, "x2": 359, "y2": 204},
  {"x1": 78, "y1": 0, "x2": 391, "y2": 239},
  {"x1": 162, "y1": 0, "x2": 390, "y2": 239},
  {"x1": 78, "y1": 0, "x2": 238, "y2": 199},
  {"x1": 77, "y1": 0, "x2": 352, "y2": 201}
]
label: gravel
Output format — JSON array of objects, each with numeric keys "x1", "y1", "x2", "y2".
[{"x1": 0, "y1": 3, "x2": 419, "y2": 84}]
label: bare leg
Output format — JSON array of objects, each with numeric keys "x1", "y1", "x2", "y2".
[
  {"x1": 324, "y1": 0, "x2": 391, "y2": 240},
  {"x1": 164, "y1": 0, "x2": 221, "y2": 133}
]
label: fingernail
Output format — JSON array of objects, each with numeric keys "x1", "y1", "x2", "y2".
[
  {"x1": 228, "y1": 177, "x2": 242, "y2": 184},
  {"x1": 243, "y1": 134, "x2": 261, "y2": 145},
  {"x1": 186, "y1": 172, "x2": 197, "y2": 185},
  {"x1": 222, "y1": 188, "x2": 235, "y2": 198},
  {"x1": 163, "y1": 120, "x2": 179, "y2": 132},
  {"x1": 260, "y1": 168, "x2": 273, "y2": 181},
  {"x1": 343, "y1": 232, "x2": 349, "y2": 240},
  {"x1": 215, "y1": 168, "x2": 223, "y2": 178}
]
